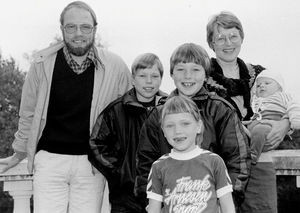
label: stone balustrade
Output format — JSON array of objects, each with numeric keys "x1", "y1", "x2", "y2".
[
  {"x1": 1, "y1": 150, "x2": 300, "y2": 212},
  {"x1": 271, "y1": 150, "x2": 300, "y2": 187},
  {"x1": 0, "y1": 159, "x2": 32, "y2": 213}
]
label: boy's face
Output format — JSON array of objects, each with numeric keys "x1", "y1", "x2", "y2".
[
  {"x1": 171, "y1": 62, "x2": 206, "y2": 97},
  {"x1": 256, "y1": 77, "x2": 281, "y2": 98},
  {"x1": 162, "y1": 112, "x2": 201, "y2": 153},
  {"x1": 132, "y1": 64, "x2": 162, "y2": 102}
]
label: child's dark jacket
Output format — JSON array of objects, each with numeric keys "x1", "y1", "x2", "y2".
[{"x1": 88, "y1": 88, "x2": 166, "y2": 211}]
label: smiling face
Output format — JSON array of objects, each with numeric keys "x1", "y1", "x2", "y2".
[
  {"x1": 162, "y1": 112, "x2": 201, "y2": 153},
  {"x1": 171, "y1": 62, "x2": 206, "y2": 98},
  {"x1": 256, "y1": 77, "x2": 282, "y2": 98},
  {"x1": 61, "y1": 7, "x2": 96, "y2": 57},
  {"x1": 212, "y1": 26, "x2": 242, "y2": 63},
  {"x1": 133, "y1": 64, "x2": 162, "y2": 102}
]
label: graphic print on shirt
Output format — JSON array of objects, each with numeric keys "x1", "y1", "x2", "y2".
[{"x1": 164, "y1": 174, "x2": 212, "y2": 213}]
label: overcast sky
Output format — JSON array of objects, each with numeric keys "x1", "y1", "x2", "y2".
[{"x1": 1, "y1": 0, "x2": 300, "y2": 98}]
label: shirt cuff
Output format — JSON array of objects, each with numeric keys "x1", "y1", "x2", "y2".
[
  {"x1": 147, "y1": 191, "x2": 163, "y2": 202},
  {"x1": 216, "y1": 184, "x2": 233, "y2": 198}
]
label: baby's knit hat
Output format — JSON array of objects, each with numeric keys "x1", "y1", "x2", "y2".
[{"x1": 256, "y1": 69, "x2": 285, "y2": 90}]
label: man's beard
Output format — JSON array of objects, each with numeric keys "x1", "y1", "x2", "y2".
[{"x1": 64, "y1": 36, "x2": 95, "y2": 56}]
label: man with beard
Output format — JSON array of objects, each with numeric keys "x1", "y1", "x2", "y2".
[{"x1": 0, "y1": 1, "x2": 131, "y2": 213}]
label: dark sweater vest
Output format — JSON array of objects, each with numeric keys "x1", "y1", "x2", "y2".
[{"x1": 37, "y1": 48, "x2": 95, "y2": 155}]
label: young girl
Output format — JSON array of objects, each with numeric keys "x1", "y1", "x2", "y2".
[{"x1": 146, "y1": 95, "x2": 235, "y2": 213}]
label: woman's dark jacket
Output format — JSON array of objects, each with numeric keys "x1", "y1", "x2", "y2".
[
  {"x1": 88, "y1": 88, "x2": 166, "y2": 211},
  {"x1": 135, "y1": 88, "x2": 251, "y2": 208},
  {"x1": 209, "y1": 58, "x2": 264, "y2": 120}
]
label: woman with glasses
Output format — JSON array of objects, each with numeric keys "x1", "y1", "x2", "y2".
[
  {"x1": 206, "y1": 11, "x2": 264, "y2": 121},
  {"x1": 206, "y1": 11, "x2": 289, "y2": 213}
]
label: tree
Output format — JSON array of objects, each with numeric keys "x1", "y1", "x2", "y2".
[
  {"x1": 0, "y1": 54, "x2": 25, "y2": 213},
  {"x1": 0, "y1": 55, "x2": 25, "y2": 157}
]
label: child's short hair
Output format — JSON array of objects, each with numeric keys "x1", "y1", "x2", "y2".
[
  {"x1": 169, "y1": 43, "x2": 211, "y2": 76},
  {"x1": 161, "y1": 95, "x2": 202, "y2": 125},
  {"x1": 206, "y1": 11, "x2": 244, "y2": 50},
  {"x1": 131, "y1": 53, "x2": 164, "y2": 78}
]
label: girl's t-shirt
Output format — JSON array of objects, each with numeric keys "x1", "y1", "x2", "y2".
[{"x1": 147, "y1": 147, "x2": 232, "y2": 213}]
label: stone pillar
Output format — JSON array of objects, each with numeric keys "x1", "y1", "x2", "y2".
[
  {"x1": 4, "y1": 180, "x2": 33, "y2": 213},
  {"x1": 0, "y1": 159, "x2": 33, "y2": 213}
]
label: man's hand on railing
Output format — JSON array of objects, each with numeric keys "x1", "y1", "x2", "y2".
[
  {"x1": 261, "y1": 119, "x2": 290, "y2": 151},
  {"x1": 0, "y1": 153, "x2": 25, "y2": 173}
]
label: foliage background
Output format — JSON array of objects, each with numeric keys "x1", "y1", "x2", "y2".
[{"x1": 0, "y1": 55, "x2": 25, "y2": 213}]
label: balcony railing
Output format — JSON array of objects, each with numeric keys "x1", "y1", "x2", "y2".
[
  {"x1": 0, "y1": 160, "x2": 32, "y2": 213},
  {"x1": 1, "y1": 150, "x2": 300, "y2": 213}
]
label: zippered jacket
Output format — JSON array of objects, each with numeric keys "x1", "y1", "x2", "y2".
[
  {"x1": 88, "y1": 88, "x2": 167, "y2": 211},
  {"x1": 12, "y1": 41, "x2": 132, "y2": 172}
]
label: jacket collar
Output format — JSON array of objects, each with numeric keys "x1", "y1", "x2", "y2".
[
  {"x1": 168, "y1": 87, "x2": 209, "y2": 101},
  {"x1": 33, "y1": 41, "x2": 65, "y2": 63},
  {"x1": 123, "y1": 88, "x2": 167, "y2": 107},
  {"x1": 33, "y1": 41, "x2": 104, "y2": 69}
]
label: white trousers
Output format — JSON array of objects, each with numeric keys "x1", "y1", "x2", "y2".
[{"x1": 33, "y1": 150, "x2": 105, "y2": 213}]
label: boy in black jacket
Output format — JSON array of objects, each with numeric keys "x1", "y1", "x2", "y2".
[{"x1": 88, "y1": 53, "x2": 167, "y2": 213}]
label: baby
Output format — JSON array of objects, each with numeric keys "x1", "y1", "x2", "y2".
[{"x1": 247, "y1": 69, "x2": 300, "y2": 163}]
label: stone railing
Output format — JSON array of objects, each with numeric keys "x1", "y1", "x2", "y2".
[
  {"x1": 0, "y1": 159, "x2": 32, "y2": 213},
  {"x1": 271, "y1": 150, "x2": 300, "y2": 187},
  {"x1": 1, "y1": 150, "x2": 300, "y2": 213}
]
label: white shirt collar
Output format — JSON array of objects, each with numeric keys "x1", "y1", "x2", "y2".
[{"x1": 169, "y1": 146, "x2": 209, "y2": 160}]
